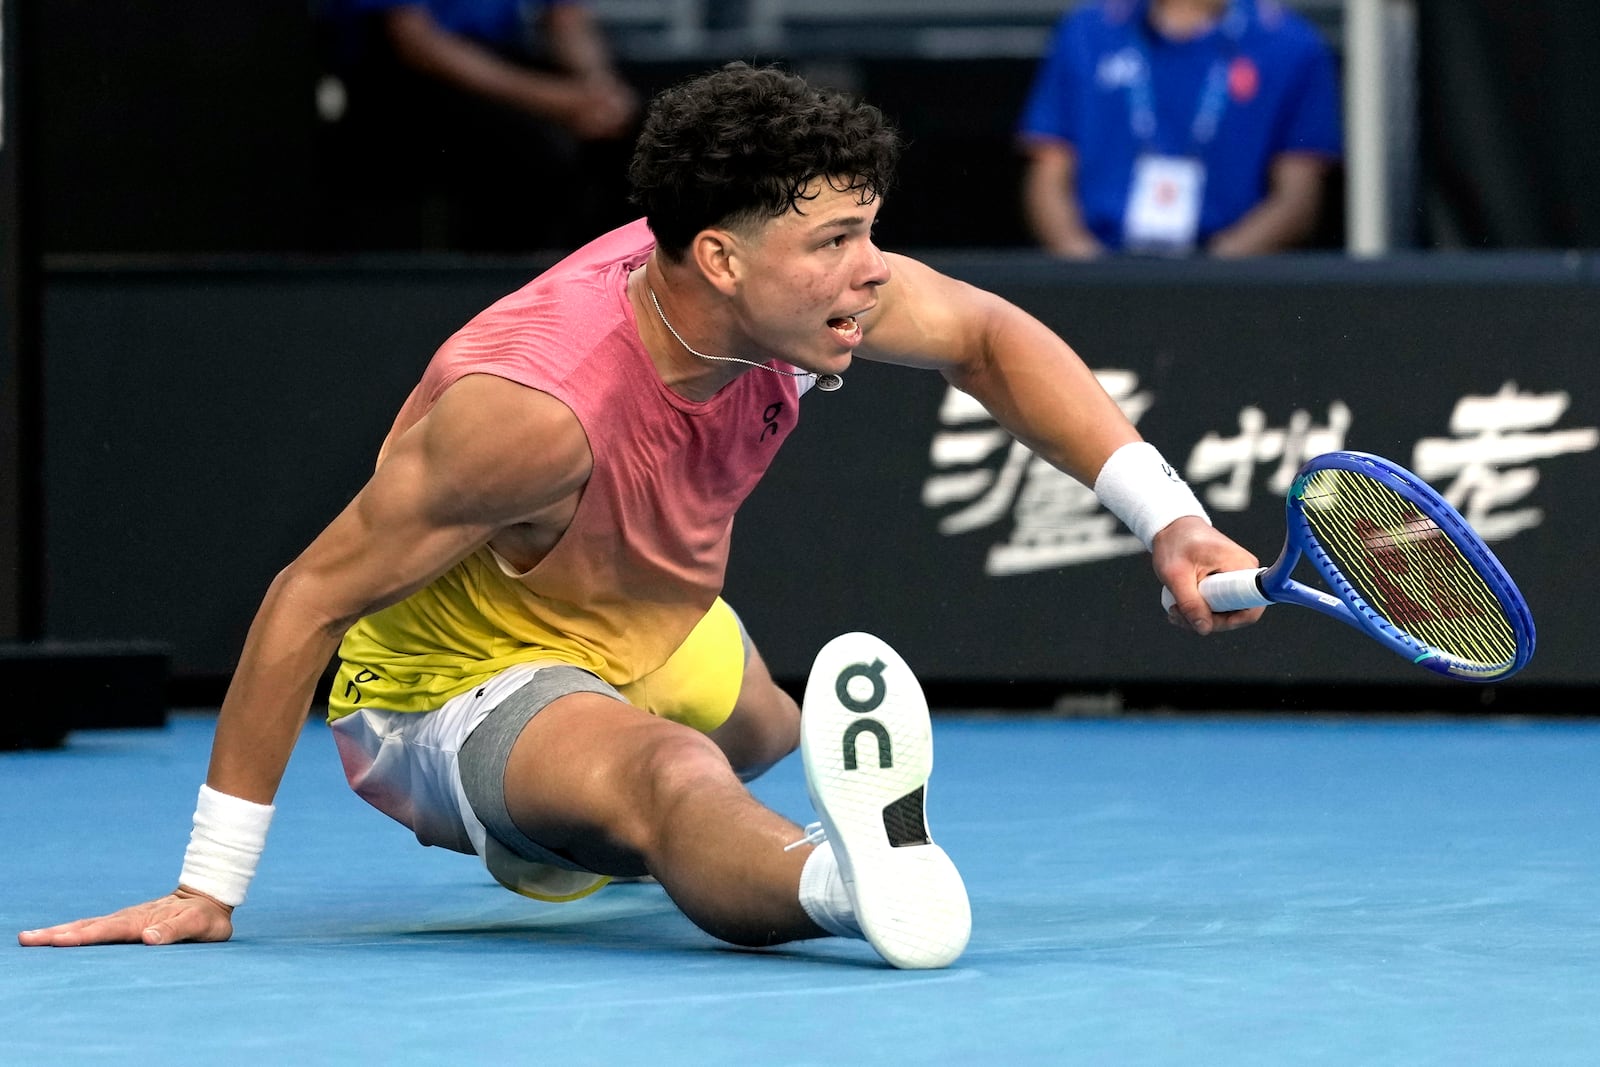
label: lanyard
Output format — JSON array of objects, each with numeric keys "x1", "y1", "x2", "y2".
[{"x1": 1127, "y1": 0, "x2": 1248, "y2": 152}]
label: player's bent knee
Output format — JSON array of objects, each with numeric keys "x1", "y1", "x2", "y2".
[
  {"x1": 635, "y1": 727, "x2": 734, "y2": 802},
  {"x1": 621, "y1": 728, "x2": 741, "y2": 852}
]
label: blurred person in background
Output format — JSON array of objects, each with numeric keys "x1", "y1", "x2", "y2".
[
  {"x1": 318, "y1": 0, "x2": 640, "y2": 251},
  {"x1": 1017, "y1": 0, "x2": 1341, "y2": 258}
]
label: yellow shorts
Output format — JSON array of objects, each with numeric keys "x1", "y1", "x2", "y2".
[{"x1": 617, "y1": 596, "x2": 748, "y2": 733}]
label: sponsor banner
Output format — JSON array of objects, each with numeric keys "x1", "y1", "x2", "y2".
[
  {"x1": 41, "y1": 259, "x2": 1600, "y2": 691},
  {"x1": 727, "y1": 268, "x2": 1599, "y2": 687}
]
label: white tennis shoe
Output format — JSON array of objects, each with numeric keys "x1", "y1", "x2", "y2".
[{"x1": 799, "y1": 631, "x2": 971, "y2": 969}]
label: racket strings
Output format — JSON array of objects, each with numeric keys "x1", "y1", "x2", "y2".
[{"x1": 1297, "y1": 469, "x2": 1517, "y2": 668}]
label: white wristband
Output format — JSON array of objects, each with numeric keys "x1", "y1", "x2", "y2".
[
  {"x1": 178, "y1": 784, "x2": 275, "y2": 907},
  {"x1": 1093, "y1": 441, "x2": 1209, "y2": 551}
]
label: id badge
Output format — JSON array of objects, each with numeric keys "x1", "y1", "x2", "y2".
[{"x1": 1123, "y1": 155, "x2": 1205, "y2": 253}]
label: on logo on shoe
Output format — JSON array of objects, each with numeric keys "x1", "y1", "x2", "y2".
[{"x1": 835, "y1": 659, "x2": 892, "y2": 771}]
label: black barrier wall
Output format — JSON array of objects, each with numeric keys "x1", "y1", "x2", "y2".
[{"x1": 40, "y1": 255, "x2": 1600, "y2": 701}]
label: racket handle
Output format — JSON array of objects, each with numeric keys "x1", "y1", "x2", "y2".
[{"x1": 1160, "y1": 568, "x2": 1271, "y2": 613}]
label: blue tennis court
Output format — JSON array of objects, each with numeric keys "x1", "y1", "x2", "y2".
[{"x1": 8, "y1": 710, "x2": 1600, "y2": 1065}]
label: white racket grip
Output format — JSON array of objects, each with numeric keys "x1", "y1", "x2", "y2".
[{"x1": 1160, "y1": 568, "x2": 1271, "y2": 613}]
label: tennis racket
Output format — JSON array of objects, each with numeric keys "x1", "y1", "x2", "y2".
[{"x1": 1162, "y1": 451, "x2": 1535, "y2": 681}]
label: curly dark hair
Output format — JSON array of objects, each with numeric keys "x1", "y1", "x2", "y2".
[{"x1": 628, "y1": 63, "x2": 902, "y2": 260}]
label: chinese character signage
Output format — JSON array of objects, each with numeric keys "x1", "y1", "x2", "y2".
[{"x1": 727, "y1": 266, "x2": 1600, "y2": 689}]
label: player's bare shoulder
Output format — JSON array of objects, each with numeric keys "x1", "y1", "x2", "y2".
[
  {"x1": 409, "y1": 374, "x2": 594, "y2": 524},
  {"x1": 860, "y1": 253, "x2": 998, "y2": 371}
]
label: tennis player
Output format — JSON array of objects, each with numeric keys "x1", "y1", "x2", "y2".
[{"x1": 19, "y1": 63, "x2": 1262, "y2": 968}]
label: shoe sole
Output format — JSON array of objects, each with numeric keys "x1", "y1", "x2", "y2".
[{"x1": 801, "y1": 632, "x2": 971, "y2": 969}]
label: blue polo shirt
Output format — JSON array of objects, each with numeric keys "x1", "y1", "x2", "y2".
[
  {"x1": 1018, "y1": 0, "x2": 1342, "y2": 250},
  {"x1": 321, "y1": 0, "x2": 567, "y2": 48}
]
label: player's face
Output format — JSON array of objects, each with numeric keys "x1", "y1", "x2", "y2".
[{"x1": 728, "y1": 179, "x2": 890, "y2": 376}]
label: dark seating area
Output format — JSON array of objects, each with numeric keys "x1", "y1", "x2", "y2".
[{"x1": 29, "y1": 0, "x2": 1350, "y2": 257}]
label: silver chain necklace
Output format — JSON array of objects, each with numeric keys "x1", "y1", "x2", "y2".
[{"x1": 648, "y1": 287, "x2": 843, "y2": 392}]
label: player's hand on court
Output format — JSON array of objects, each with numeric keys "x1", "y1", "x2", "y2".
[
  {"x1": 18, "y1": 888, "x2": 234, "y2": 947},
  {"x1": 1152, "y1": 517, "x2": 1265, "y2": 636}
]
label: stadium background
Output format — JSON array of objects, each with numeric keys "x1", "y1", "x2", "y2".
[{"x1": 3, "y1": 0, "x2": 1597, "y2": 740}]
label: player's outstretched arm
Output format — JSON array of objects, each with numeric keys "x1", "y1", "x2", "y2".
[
  {"x1": 19, "y1": 889, "x2": 233, "y2": 947},
  {"x1": 18, "y1": 376, "x2": 592, "y2": 947},
  {"x1": 862, "y1": 255, "x2": 1263, "y2": 633},
  {"x1": 862, "y1": 254, "x2": 1140, "y2": 485}
]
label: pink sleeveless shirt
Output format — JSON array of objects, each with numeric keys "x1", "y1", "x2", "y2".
[{"x1": 330, "y1": 220, "x2": 802, "y2": 716}]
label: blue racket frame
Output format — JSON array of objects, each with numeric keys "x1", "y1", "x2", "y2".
[{"x1": 1261, "y1": 451, "x2": 1536, "y2": 681}]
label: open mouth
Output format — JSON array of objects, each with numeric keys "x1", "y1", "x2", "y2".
[{"x1": 827, "y1": 315, "x2": 859, "y2": 337}]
